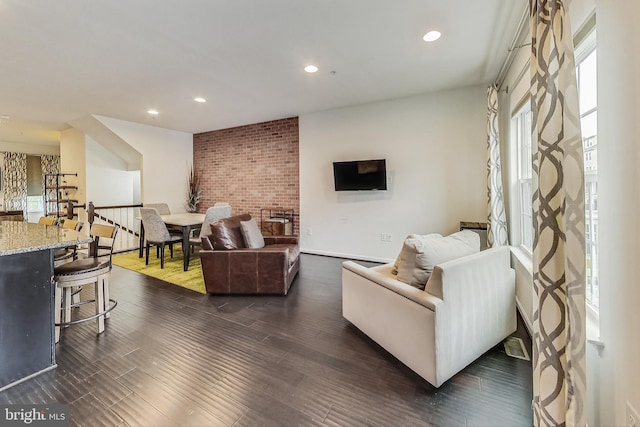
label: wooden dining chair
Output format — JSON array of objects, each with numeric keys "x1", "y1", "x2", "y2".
[{"x1": 140, "y1": 208, "x2": 182, "y2": 269}]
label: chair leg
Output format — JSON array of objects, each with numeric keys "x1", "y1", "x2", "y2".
[
  {"x1": 54, "y1": 285, "x2": 61, "y2": 343},
  {"x1": 72, "y1": 286, "x2": 80, "y2": 306},
  {"x1": 169, "y1": 243, "x2": 174, "y2": 258},
  {"x1": 103, "y1": 275, "x2": 111, "y2": 319},
  {"x1": 95, "y1": 278, "x2": 105, "y2": 334},
  {"x1": 160, "y1": 244, "x2": 165, "y2": 269},
  {"x1": 63, "y1": 287, "x2": 72, "y2": 327}
]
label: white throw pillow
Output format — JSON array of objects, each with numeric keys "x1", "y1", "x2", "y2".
[
  {"x1": 240, "y1": 219, "x2": 265, "y2": 249},
  {"x1": 395, "y1": 230, "x2": 480, "y2": 289}
]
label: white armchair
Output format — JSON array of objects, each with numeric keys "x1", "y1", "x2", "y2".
[{"x1": 342, "y1": 245, "x2": 516, "y2": 388}]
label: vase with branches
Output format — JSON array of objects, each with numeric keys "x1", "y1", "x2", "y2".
[{"x1": 186, "y1": 165, "x2": 202, "y2": 213}]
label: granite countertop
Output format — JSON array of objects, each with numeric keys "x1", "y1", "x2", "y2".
[{"x1": 0, "y1": 221, "x2": 92, "y2": 256}]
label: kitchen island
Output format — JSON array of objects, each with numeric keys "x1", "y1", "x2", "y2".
[{"x1": 0, "y1": 221, "x2": 91, "y2": 391}]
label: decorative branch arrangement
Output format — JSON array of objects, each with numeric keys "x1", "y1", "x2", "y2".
[{"x1": 186, "y1": 165, "x2": 202, "y2": 213}]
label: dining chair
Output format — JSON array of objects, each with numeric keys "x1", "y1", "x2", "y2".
[
  {"x1": 186, "y1": 204, "x2": 232, "y2": 265},
  {"x1": 54, "y1": 223, "x2": 118, "y2": 342},
  {"x1": 144, "y1": 203, "x2": 171, "y2": 215},
  {"x1": 140, "y1": 208, "x2": 182, "y2": 269},
  {"x1": 143, "y1": 203, "x2": 181, "y2": 233}
]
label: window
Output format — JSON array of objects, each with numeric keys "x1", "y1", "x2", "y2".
[
  {"x1": 576, "y1": 35, "x2": 599, "y2": 313},
  {"x1": 512, "y1": 102, "x2": 533, "y2": 251}
]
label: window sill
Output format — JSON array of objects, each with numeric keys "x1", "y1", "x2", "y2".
[
  {"x1": 586, "y1": 306, "x2": 602, "y2": 348},
  {"x1": 510, "y1": 245, "x2": 533, "y2": 276},
  {"x1": 510, "y1": 245, "x2": 602, "y2": 348}
]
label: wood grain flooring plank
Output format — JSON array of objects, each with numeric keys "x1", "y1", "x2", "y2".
[
  {"x1": 69, "y1": 392, "x2": 125, "y2": 427},
  {"x1": 83, "y1": 370, "x2": 133, "y2": 407},
  {"x1": 109, "y1": 392, "x2": 185, "y2": 427},
  {"x1": 117, "y1": 368, "x2": 242, "y2": 426}
]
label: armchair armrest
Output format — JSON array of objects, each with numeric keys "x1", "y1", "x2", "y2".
[{"x1": 342, "y1": 261, "x2": 442, "y2": 311}]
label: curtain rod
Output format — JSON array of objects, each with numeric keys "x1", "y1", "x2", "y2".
[
  {"x1": 495, "y1": 3, "x2": 530, "y2": 91},
  {"x1": 508, "y1": 42, "x2": 532, "y2": 52}
]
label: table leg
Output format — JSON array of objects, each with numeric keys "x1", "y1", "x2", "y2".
[
  {"x1": 182, "y1": 225, "x2": 190, "y2": 271},
  {"x1": 138, "y1": 222, "x2": 145, "y2": 258}
]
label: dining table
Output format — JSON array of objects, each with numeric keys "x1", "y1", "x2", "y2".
[{"x1": 138, "y1": 212, "x2": 205, "y2": 271}]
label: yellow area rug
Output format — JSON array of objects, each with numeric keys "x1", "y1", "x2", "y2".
[{"x1": 112, "y1": 248, "x2": 206, "y2": 294}]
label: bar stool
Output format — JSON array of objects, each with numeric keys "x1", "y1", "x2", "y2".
[
  {"x1": 54, "y1": 223, "x2": 118, "y2": 342},
  {"x1": 53, "y1": 219, "x2": 84, "y2": 266},
  {"x1": 38, "y1": 216, "x2": 57, "y2": 225}
]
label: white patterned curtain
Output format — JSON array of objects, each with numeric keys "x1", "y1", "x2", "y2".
[
  {"x1": 41, "y1": 155, "x2": 60, "y2": 216},
  {"x1": 529, "y1": 1, "x2": 586, "y2": 426},
  {"x1": 486, "y1": 85, "x2": 509, "y2": 247},
  {"x1": 1, "y1": 152, "x2": 28, "y2": 215}
]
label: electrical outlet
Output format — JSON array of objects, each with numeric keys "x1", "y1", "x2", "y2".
[
  {"x1": 380, "y1": 233, "x2": 393, "y2": 242},
  {"x1": 627, "y1": 401, "x2": 639, "y2": 427}
]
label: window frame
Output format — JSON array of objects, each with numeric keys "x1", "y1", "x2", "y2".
[
  {"x1": 575, "y1": 30, "x2": 599, "y2": 317},
  {"x1": 511, "y1": 100, "x2": 533, "y2": 253}
]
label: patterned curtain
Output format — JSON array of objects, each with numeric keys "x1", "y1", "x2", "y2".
[
  {"x1": 529, "y1": 1, "x2": 586, "y2": 426},
  {"x1": 1, "y1": 152, "x2": 27, "y2": 215},
  {"x1": 486, "y1": 85, "x2": 509, "y2": 247},
  {"x1": 41, "y1": 155, "x2": 60, "y2": 216}
]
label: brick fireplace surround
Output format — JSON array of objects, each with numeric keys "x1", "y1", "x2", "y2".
[{"x1": 193, "y1": 117, "x2": 300, "y2": 235}]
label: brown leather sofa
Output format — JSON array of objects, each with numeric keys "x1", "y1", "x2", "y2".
[{"x1": 200, "y1": 214, "x2": 300, "y2": 295}]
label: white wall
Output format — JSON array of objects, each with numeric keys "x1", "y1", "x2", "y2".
[
  {"x1": 0, "y1": 142, "x2": 59, "y2": 156},
  {"x1": 594, "y1": 1, "x2": 640, "y2": 425},
  {"x1": 300, "y1": 86, "x2": 488, "y2": 262},
  {"x1": 86, "y1": 136, "x2": 140, "y2": 206},
  {"x1": 94, "y1": 116, "x2": 193, "y2": 214},
  {"x1": 60, "y1": 128, "x2": 87, "y2": 221}
]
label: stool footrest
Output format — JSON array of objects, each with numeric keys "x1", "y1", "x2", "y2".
[{"x1": 55, "y1": 299, "x2": 117, "y2": 327}]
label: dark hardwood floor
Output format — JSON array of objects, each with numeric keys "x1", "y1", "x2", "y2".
[{"x1": 1, "y1": 254, "x2": 533, "y2": 427}]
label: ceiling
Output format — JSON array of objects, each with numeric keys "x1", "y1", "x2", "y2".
[{"x1": 0, "y1": 0, "x2": 526, "y2": 146}]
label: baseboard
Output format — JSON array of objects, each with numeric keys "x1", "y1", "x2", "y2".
[
  {"x1": 300, "y1": 248, "x2": 393, "y2": 264},
  {"x1": 516, "y1": 296, "x2": 533, "y2": 338}
]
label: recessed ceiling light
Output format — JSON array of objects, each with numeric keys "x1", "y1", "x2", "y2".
[
  {"x1": 194, "y1": 97, "x2": 206, "y2": 103},
  {"x1": 304, "y1": 65, "x2": 318, "y2": 73},
  {"x1": 147, "y1": 109, "x2": 159, "y2": 115},
  {"x1": 423, "y1": 30, "x2": 442, "y2": 42}
]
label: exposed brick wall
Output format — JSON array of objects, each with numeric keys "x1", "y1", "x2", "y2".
[{"x1": 193, "y1": 117, "x2": 299, "y2": 235}]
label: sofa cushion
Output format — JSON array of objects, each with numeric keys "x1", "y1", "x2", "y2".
[
  {"x1": 209, "y1": 213, "x2": 251, "y2": 250},
  {"x1": 240, "y1": 218, "x2": 266, "y2": 249},
  {"x1": 395, "y1": 230, "x2": 480, "y2": 289},
  {"x1": 392, "y1": 234, "x2": 440, "y2": 275}
]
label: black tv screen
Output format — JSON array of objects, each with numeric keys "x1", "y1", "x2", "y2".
[{"x1": 333, "y1": 159, "x2": 387, "y2": 191}]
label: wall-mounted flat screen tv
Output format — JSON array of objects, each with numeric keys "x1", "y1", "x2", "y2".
[{"x1": 333, "y1": 159, "x2": 387, "y2": 191}]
